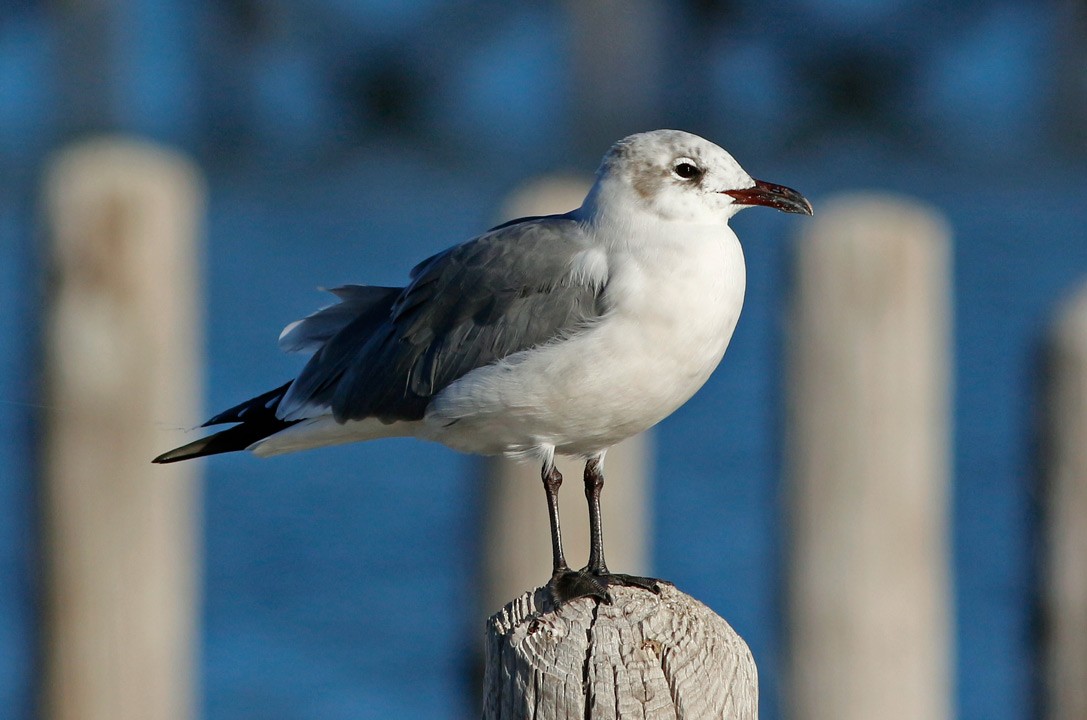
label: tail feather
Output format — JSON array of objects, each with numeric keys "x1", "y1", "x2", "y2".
[{"x1": 153, "y1": 380, "x2": 299, "y2": 464}]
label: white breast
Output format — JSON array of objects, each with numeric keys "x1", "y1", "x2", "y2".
[{"x1": 426, "y1": 224, "x2": 747, "y2": 458}]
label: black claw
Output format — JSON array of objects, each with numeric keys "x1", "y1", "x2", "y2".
[
  {"x1": 547, "y1": 569, "x2": 667, "y2": 606},
  {"x1": 548, "y1": 569, "x2": 612, "y2": 605},
  {"x1": 591, "y1": 571, "x2": 664, "y2": 595}
]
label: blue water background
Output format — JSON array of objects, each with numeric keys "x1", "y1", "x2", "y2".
[
  {"x1": 3, "y1": 129, "x2": 1086, "y2": 720},
  {"x1": 191, "y1": 146, "x2": 1086, "y2": 720},
  {"x1": 3, "y1": 2, "x2": 1087, "y2": 718}
]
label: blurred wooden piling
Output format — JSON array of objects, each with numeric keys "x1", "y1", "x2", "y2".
[
  {"x1": 565, "y1": 0, "x2": 665, "y2": 153},
  {"x1": 480, "y1": 178, "x2": 652, "y2": 616},
  {"x1": 787, "y1": 195, "x2": 953, "y2": 720},
  {"x1": 1043, "y1": 284, "x2": 1087, "y2": 720},
  {"x1": 483, "y1": 584, "x2": 757, "y2": 720},
  {"x1": 41, "y1": 139, "x2": 203, "y2": 720},
  {"x1": 1053, "y1": 0, "x2": 1087, "y2": 153}
]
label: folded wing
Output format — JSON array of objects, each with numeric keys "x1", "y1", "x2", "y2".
[{"x1": 278, "y1": 214, "x2": 609, "y2": 423}]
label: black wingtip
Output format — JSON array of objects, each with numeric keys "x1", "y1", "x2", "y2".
[
  {"x1": 152, "y1": 417, "x2": 299, "y2": 465},
  {"x1": 156, "y1": 382, "x2": 301, "y2": 464},
  {"x1": 202, "y1": 381, "x2": 293, "y2": 427},
  {"x1": 152, "y1": 435, "x2": 227, "y2": 464}
]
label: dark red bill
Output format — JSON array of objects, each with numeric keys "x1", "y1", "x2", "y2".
[{"x1": 723, "y1": 179, "x2": 813, "y2": 215}]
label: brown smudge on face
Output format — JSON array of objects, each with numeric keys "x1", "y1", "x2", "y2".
[
  {"x1": 632, "y1": 161, "x2": 671, "y2": 201},
  {"x1": 602, "y1": 134, "x2": 705, "y2": 203},
  {"x1": 602, "y1": 142, "x2": 663, "y2": 202}
]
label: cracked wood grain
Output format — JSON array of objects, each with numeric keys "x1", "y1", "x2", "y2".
[{"x1": 483, "y1": 584, "x2": 757, "y2": 720}]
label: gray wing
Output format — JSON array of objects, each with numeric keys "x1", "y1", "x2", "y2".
[{"x1": 277, "y1": 214, "x2": 608, "y2": 423}]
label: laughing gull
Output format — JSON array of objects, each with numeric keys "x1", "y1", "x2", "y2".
[{"x1": 154, "y1": 129, "x2": 812, "y2": 602}]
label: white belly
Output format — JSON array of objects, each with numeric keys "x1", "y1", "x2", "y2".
[{"x1": 425, "y1": 228, "x2": 746, "y2": 458}]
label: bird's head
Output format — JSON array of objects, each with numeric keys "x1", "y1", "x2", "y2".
[{"x1": 585, "y1": 129, "x2": 812, "y2": 225}]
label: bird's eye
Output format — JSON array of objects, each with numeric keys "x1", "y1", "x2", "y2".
[{"x1": 673, "y1": 162, "x2": 701, "y2": 180}]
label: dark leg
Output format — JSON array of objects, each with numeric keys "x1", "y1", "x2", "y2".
[
  {"x1": 584, "y1": 456, "x2": 609, "y2": 574},
  {"x1": 542, "y1": 462, "x2": 568, "y2": 574},
  {"x1": 542, "y1": 460, "x2": 608, "y2": 604},
  {"x1": 579, "y1": 455, "x2": 662, "y2": 595}
]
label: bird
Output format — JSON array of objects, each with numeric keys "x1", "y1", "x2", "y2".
[{"x1": 154, "y1": 129, "x2": 812, "y2": 603}]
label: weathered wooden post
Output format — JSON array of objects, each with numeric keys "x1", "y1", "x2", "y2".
[
  {"x1": 786, "y1": 194, "x2": 953, "y2": 720},
  {"x1": 41, "y1": 139, "x2": 203, "y2": 720},
  {"x1": 483, "y1": 585, "x2": 758, "y2": 720},
  {"x1": 481, "y1": 178, "x2": 652, "y2": 615},
  {"x1": 1042, "y1": 283, "x2": 1087, "y2": 720}
]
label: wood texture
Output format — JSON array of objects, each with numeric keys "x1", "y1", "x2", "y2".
[
  {"x1": 483, "y1": 584, "x2": 757, "y2": 720},
  {"x1": 1043, "y1": 284, "x2": 1087, "y2": 720},
  {"x1": 41, "y1": 139, "x2": 203, "y2": 720},
  {"x1": 787, "y1": 194, "x2": 953, "y2": 720}
]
